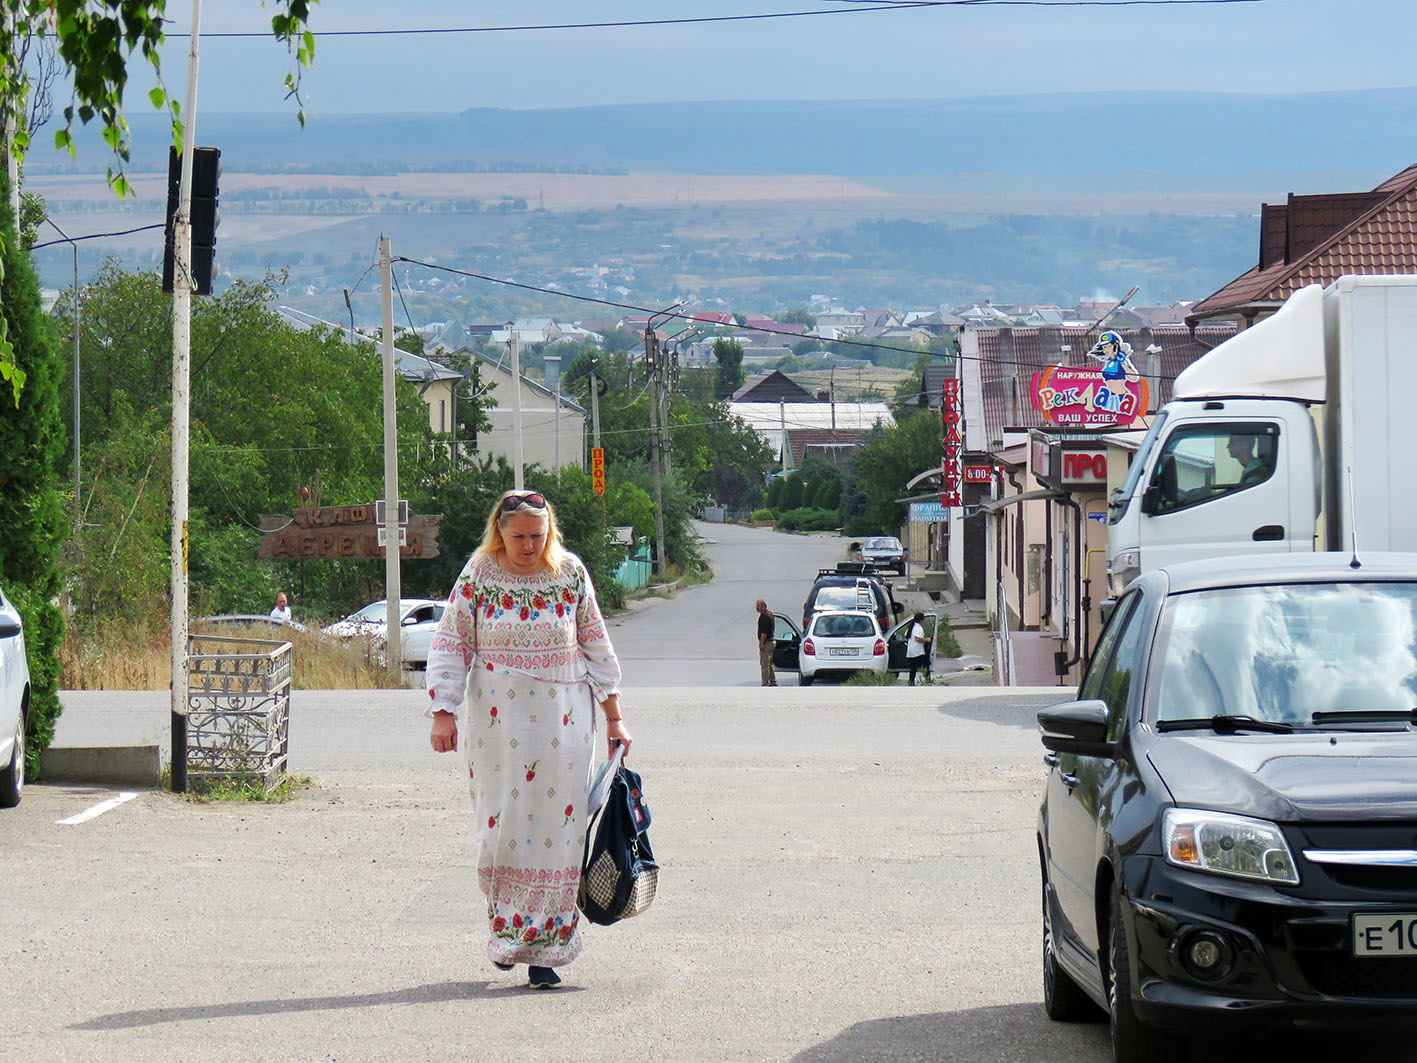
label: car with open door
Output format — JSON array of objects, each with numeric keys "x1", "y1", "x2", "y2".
[
  {"x1": 1037, "y1": 552, "x2": 1417, "y2": 1063},
  {"x1": 885, "y1": 612, "x2": 938, "y2": 674}
]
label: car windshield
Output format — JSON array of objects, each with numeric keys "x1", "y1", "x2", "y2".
[
  {"x1": 815, "y1": 586, "x2": 876, "y2": 612},
  {"x1": 1153, "y1": 581, "x2": 1417, "y2": 726},
  {"x1": 862, "y1": 538, "x2": 899, "y2": 551},
  {"x1": 349, "y1": 602, "x2": 388, "y2": 622}
]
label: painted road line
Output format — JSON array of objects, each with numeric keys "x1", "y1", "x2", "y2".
[{"x1": 56, "y1": 791, "x2": 139, "y2": 825}]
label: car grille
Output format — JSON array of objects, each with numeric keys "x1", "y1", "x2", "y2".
[
  {"x1": 1299, "y1": 954, "x2": 1417, "y2": 1000},
  {"x1": 1319, "y1": 865, "x2": 1417, "y2": 892}
]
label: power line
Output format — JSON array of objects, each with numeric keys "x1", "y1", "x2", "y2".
[
  {"x1": 173, "y1": 1, "x2": 1262, "y2": 38},
  {"x1": 391, "y1": 255, "x2": 1180, "y2": 381},
  {"x1": 30, "y1": 223, "x2": 164, "y2": 250}
]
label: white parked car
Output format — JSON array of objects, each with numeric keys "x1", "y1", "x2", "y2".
[
  {"x1": 322, "y1": 598, "x2": 446, "y2": 667},
  {"x1": 796, "y1": 609, "x2": 888, "y2": 685},
  {"x1": 0, "y1": 584, "x2": 30, "y2": 808}
]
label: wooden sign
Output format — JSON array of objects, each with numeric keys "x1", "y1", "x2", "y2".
[{"x1": 258, "y1": 505, "x2": 441, "y2": 559}]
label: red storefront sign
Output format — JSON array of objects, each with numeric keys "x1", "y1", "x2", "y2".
[
  {"x1": 941, "y1": 378, "x2": 962, "y2": 506},
  {"x1": 963, "y1": 464, "x2": 992, "y2": 484},
  {"x1": 591, "y1": 447, "x2": 606, "y2": 496}
]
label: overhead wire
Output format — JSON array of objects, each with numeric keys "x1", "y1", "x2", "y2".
[
  {"x1": 392, "y1": 255, "x2": 1182, "y2": 383},
  {"x1": 174, "y1": 0, "x2": 1263, "y2": 38}
]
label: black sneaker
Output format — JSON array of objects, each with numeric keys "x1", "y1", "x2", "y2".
[
  {"x1": 492, "y1": 961, "x2": 516, "y2": 971},
  {"x1": 527, "y1": 966, "x2": 562, "y2": 989}
]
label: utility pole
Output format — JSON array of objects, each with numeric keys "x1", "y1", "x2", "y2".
[
  {"x1": 590, "y1": 368, "x2": 602, "y2": 452},
  {"x1": 645, "y1": 324, "x2": 666, "y2": 575},
  {"x1": 169, "y1": 0, "x2": 203, "y2": 793},
  {"x1": 510, "y1": 332, "x2": 524, "y2": 489},
  {"x1": 379, "y1": 236, "x2": 402, "y2": 674},
  {"x1": 660, "y1": 342, "x2": 674, "y2": 478}
]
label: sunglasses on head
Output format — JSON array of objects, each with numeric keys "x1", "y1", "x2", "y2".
[{"x1": 500, "y1": 492, "x2": 546, "y2": 513}]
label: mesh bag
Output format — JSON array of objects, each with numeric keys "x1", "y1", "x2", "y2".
[{"x1": 577, "y1": 764, "x2": 659, "y2": 926}]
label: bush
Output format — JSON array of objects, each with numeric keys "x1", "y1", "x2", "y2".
[
  {"x1": 936, "y1": 615, "x2": 963, "y2": 658},
  {"x1": 777, "y1": 507, "x2": 841, "y2": 532},
  {"x1": 749, "y1": 508, "x2": 775, "y2": 523}
]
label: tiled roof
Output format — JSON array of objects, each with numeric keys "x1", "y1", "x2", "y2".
[
  {"x1": 1190, "y1": 164, "x2": 1417, "y2": 322},
  {"x1": 968, "y1": 324, "x2": 1237, "y2": 450},
  {"x1": 787, "y1": 428, "x2": 870, "y2": 467},
  {"x1": 731, "y1": 370, "x2": 816, "y2": 403}
]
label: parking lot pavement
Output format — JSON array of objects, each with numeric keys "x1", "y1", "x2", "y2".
[{"x1": 9, "y1": 686, "x2": 1106, "y2": 1063}]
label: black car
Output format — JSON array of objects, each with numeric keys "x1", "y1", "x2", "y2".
[
  {"x1": 1037, "y1": 552, "x2": 1417, "y2": 1063},
  {"x1": 802, "y1": 563, "x2": 903, "y2": 633}
]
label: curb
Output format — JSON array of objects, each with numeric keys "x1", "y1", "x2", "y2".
[{"x1": 41, "y1": 745, "x2": 162, "y2": 788}]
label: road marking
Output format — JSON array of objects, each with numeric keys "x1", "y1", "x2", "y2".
[{"x1": 57, "y1": 791, "x2": 139, "y2": 825}]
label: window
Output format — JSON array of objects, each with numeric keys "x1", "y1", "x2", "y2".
[
  {"x1": 1079, "y1": 591, "x2": 1145, "y2": 739},
  {"x1": 1148, "y1": 422, "x2": 1279, "y2": 514}
]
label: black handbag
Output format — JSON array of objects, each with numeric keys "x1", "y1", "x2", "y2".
[{"x1": 577, "y1": 764, "x2": 659, "y2": 926}]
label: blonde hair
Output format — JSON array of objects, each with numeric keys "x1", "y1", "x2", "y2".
[{"x1": 475, "y1": 490, "x2": 569, "y2": 575}]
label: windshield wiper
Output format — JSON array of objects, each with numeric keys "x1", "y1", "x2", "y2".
[
  {"x1": 1156, "y1": 714, "x2": 1295, "y2": 735},
  {"x1": 1311, "y1": 708, "x2": 1417, "y2": 726}
]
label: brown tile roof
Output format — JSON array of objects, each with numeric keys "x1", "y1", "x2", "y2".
[
  {"x1": 786, "y1": 428, "x2": 870, "y2": 467},
  {"x1": 1190, "y1": 164, "x2": 1417, "y2": 323},
  {"x1": 970, "y1": 324, "x2": 1237, "y2": 450}
]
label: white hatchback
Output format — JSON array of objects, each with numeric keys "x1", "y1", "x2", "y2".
[
  {"x1": 0, "y1": 584, "x2": 30, "y2": 807},
  {"x1": 798, "y1": 609, "x2": 887, "y2": 685},
  {"x1": 322, "y1": 598, "x2": 446, "y2": 667}
]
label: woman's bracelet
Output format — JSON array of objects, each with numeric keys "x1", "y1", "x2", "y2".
[{"x1": 605, "y1": 715, "x2": 623, "y2": 722}]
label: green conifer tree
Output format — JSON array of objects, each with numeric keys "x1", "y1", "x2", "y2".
[{"x1": 0, "y1": 174, "x2": 67, "y2": 775}]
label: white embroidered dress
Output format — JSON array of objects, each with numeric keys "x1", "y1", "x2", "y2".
[{"x1": 426, "y1": 551, "x2": 621, "y2": 969}]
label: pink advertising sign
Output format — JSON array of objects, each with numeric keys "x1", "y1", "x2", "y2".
[{"x1": 1030, "y1": 366, "x2": 1149, "y2": 427}]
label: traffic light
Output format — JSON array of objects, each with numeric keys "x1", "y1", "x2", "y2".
[{"x1": 162, "y1": 145, "x2": 221, "y2": 295}]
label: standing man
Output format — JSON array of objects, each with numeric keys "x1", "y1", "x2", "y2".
[
  {"x1": 269, "y1": 592, "x2": 292, "y2": 625},
  {"x1": 755, "y1": 599, "x2": 778, "y2": 687}
]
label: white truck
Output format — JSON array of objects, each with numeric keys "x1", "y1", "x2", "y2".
[{"x1": 1106, "y1": 274, "x2": 1417, "y2": 596}]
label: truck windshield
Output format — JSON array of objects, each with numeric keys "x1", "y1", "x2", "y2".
[{"x1": 1109, "y1": 411, "x2": 1167, "y2": 524}]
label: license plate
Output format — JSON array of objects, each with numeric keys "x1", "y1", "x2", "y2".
[
  {"x1": 828, "y1": 647, "x2": 858, "y2": 657},
  {"x1": 1352, "y1": 913, "x2": 1417, "y2": 957}
]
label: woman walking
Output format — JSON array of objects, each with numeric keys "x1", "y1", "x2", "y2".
[{"x1": 426, "y1": 490, "x2": 630, "y2": 989}]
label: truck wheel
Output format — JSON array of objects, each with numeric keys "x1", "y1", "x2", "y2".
[
  {"x1": 799, "y1": 674, "x2": 814, "y2": 686},
  {"x1": 1106, "y1": 886, "x2": 1185, "y2": 1063}
]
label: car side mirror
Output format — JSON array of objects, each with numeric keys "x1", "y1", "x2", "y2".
[
  {"x1": 892, "y1": 602, "x2": 904, "y2": 615},
  {"x1": 1140, "y1": 485, "x2": 1162, "y2": 515},
  {"x1": 0, "y1": 619, "x2": 19, "y2": 638},
  {"x1": 1037, "y1": 699, "x2": 1115, "y2": 757}
]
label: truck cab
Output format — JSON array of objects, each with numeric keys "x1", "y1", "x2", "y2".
[{"x1": 1106, "y1": 398, "x2": 1320, "y2": 594}]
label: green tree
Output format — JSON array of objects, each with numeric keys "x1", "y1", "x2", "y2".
[
  {"x1": 780, "y1": 309, "x2": 816, "y2": 327},
  {"x1": 0, "y1": 172, "x2": 65, "y2": 775},
  {"x1": 712, "y1": 338, "x2": 745, "y2": 399},
  {"x1": 781, "y1": 474, "x2": 804, "y2": 510},
  {"x1": 848, "y1": 409, "x2": 941, "y2": 536}
]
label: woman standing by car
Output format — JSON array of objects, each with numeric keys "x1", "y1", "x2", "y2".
[{"x1": 425, "y1": 490, "x2": 630, "y2": 990}]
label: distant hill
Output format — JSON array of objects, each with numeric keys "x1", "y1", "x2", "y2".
[{"x1": 27, "y1": 88, "x2": 1417, "y2": 178}]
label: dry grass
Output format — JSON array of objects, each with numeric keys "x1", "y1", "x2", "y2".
[{"x1": 61, "y1": 620, "x2": 408, "y2": 691}]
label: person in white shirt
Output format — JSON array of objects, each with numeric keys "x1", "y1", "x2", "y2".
[
  {"x1": 269, "y1": 592, "x2": 292, "y2": 624},
  {"x1": 906, "y1": 611, "x2": 931, "y2": 685}
]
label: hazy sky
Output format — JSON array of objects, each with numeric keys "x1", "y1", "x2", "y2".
[{"x1": 152, "y1": 0, "x2": 1417, "y2": 115}]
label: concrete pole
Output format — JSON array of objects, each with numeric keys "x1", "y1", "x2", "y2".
[
  {"x1": 510, "y1": 333, "x2": 524, "y2": 489},
  {"x1": 779, "y1": 400, "x2": 788, "y2": 474},
  {"x1": 169, "y1": 0, "x2": 203, "y2": 793},
  {"x1": 379, "y1": 236, "x2": 402, "y2": 673},
  {"x1": 646, "y1": 328, "x2": 666, "y2": 574},
  {"x1": 591, "y1": 371, "x2": 602, "y2": 451}
]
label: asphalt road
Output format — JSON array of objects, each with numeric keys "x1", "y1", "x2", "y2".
[
  {"x1": 12, "y1": 527, "x2": 1415, "y2": 1061},
  {"x1": 609, "y1": 522, "x2": 852, "y2": 687}
]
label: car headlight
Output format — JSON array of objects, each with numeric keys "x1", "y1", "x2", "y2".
[
  {"x1": 1108, "y1": 549, "x2": 1141, "y2": 596},
  {"x1": 1162, "y1": 808, "x2": 1299, "y2": 886}
]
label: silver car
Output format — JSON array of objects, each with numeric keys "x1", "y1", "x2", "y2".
[
  {"x1": 0, "y1": 584, "x2": 30, "y2": 808},
  {"x1": 858, "y1": 536, "x2": 906, "y2": 575}
]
